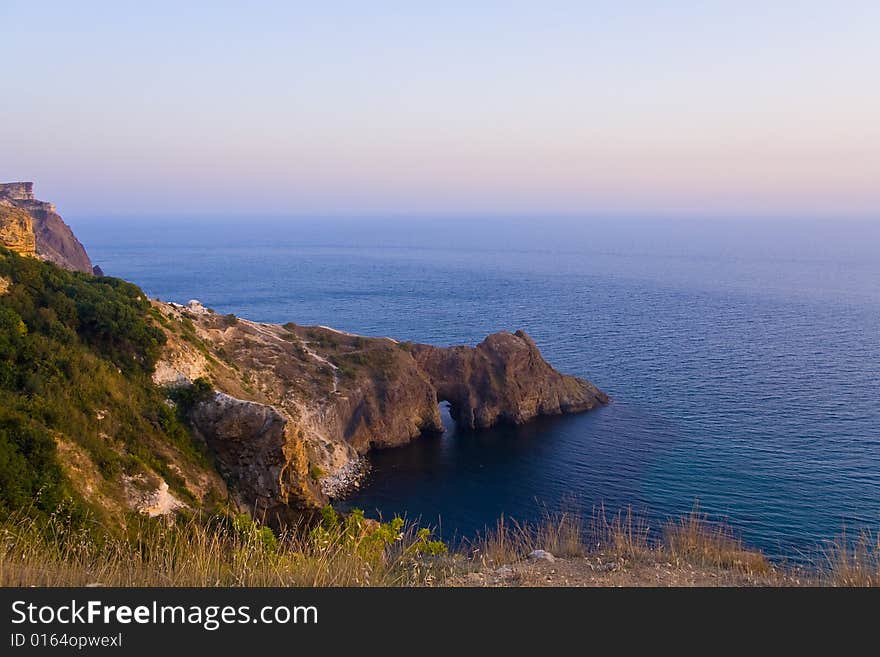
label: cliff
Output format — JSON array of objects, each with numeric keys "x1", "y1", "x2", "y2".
[
  {"x1": 153, "y1": 301, "x2": 608, "y2": 523},
  {"x1": 0, "y1": 182, "x2": 95, "y2": 273},
  {"x1": 0, "y1": 203, "x2": 36, "y2": 257}
]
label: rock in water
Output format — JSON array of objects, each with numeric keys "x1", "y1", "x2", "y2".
[{"x1": 411, "y1": 330, "x2": 608, "y2": 429}]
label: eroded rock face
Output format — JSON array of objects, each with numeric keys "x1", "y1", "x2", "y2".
[
  {"x1": 0, "y1": 182, "x2": 94, "y2": 273},
  {"x1": 188, "y1": 392, "x2": 323, "y2": 523},
  {"x1": 0, "y1": 182, "x2": 34, "y2": 201},
  {"x1": 154, "y1": 302, "x2": 609, "y2": 521},
  {"x1": 0, "y1": 203, "x2": 36, "y2": 257}
]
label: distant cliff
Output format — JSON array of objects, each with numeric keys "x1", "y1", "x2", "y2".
[{"x1": 0, "y1": 182, "x2": 95, "y2": 274}]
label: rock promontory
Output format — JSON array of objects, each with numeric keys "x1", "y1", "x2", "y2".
[
  {"x1": 154, "y1": 301, "x2": 608, "y2": 523},
  {"x1": 410, "y1": 331, "x2": 607, "y2": 429}
]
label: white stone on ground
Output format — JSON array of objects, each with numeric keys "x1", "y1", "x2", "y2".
[{"x1": 528, "y1": 549, "x2": 556, "y2": 562}]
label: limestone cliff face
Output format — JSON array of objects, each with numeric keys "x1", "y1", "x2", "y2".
[
  {"x1": 0, "y1": 203, "x2": 36, "y2": 257},
  {"x1": 154, "y1": 301, "x2": 608, "y2": 522},
  {"x1": 0, "y1": 182, "x2": 94, "y2": 273}
]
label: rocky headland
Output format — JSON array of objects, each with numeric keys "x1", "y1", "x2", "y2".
[{"x1": 153, "y1": 301, "x2": 608, "y2": 523}]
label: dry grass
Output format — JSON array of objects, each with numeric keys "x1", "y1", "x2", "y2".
[
  {"x1": 664, "y1": 509, "x2": 771, "y2": 574},
  {"x1": 469, "y1": 508, "x2": 585, "y2": 566},
  {"x1": 473, "y1": 504, "x2": 878, "y2": 586},
  {"x1": 470, "y1": 515, "x2": 529, "y2": 565},
  {"x1": 588, "y1": 504, "x2": 771, "y2": 575},
  {"x1": 2, "y1": 505, "x2": 877, "y2": 587},
  {"x1": 822, "y1": 531, "x2": 880, "y2": 587},
  {"x1": 536, "y1": 510, "x2": 585, "y2": 558},
  {"x1": 590, "y1": 504, "x2": 654, "y2": 561},
  {"x1": 0, "y1": 511, "x2": 452, "y2": 587},
  {"x1": 472, "y1": 503, "x2": 774, "y2": 580}
]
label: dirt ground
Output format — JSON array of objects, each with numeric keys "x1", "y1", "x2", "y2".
[{"x1": 448, "y1": 552, "x2": 812, "y2": 587}]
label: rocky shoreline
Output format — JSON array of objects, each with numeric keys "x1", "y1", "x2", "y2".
[{"x1": 320, "y1": 456, "x2": 370, "y2": 499}]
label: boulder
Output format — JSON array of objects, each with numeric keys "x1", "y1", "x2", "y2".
[{"x1": 528, "y1": 549, "x2": 557, "y2": 562}]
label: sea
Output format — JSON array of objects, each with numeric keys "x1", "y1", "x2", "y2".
[{"x1": 74, "y1": 215, "x2": 880, "y2": 559}]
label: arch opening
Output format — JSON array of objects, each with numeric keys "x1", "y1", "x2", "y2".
[{"x1": 438, "y1": 400, "x2": 457, "y2": 437}]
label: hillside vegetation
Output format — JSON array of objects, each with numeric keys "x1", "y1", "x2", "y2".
[{"x1": 0, "y1": 247, "x2": 221, "y2": 526}]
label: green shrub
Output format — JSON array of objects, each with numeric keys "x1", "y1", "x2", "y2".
[
  {"x1": 0, "y1": 412, "x2": 67, "y2": 515},
  {"x1": 232, "y1": 513, "x2": 279, "y2": 554},
  {"x1": 170, "y1": 377, "x2": 215, "y2": 415},
  {"x1": 309, "y1": 505, "x2": 446, "y2": 564}
]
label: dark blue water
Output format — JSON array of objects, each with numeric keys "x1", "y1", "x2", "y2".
[{"x1": 74, "y1": 216, "x2": 880, "y2": 558}]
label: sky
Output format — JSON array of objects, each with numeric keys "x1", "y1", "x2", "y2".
[{"x1": 1, "y1": 1, "x2": 878, "y2": 219}]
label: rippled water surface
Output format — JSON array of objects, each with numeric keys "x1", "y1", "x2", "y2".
[{"x1": 76, "y1": 216, "x2": 880, "y2": 557}]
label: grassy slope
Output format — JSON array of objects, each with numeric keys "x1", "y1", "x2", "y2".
[{"x1": 0, "y1": 247, "x2": 221, "y2": 527}]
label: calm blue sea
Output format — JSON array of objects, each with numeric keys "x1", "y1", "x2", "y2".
[{"x1": 74, "y1": 216, "x2": 880, "y2": 559}]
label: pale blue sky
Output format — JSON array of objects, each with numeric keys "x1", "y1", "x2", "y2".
[{"x1": 1, "y1": 1, "x2": 878, "y2": 218}]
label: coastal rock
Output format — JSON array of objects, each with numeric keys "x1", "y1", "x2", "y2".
[
  {"x1": 0, "y1": 182, "x2": 94, "y2": 273},
  {"x1": 410, "y1": 330, "x2": 608, "y2": 429},
  {"x1": 188, "y1": 392, "x2": 324, "y2": 523},
  {"x1": 154, "y1": 303, "x2": 609, "y2": 521},
  {"x1": 0, "y1": 182, "x2": 34, "y2": 201}
]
